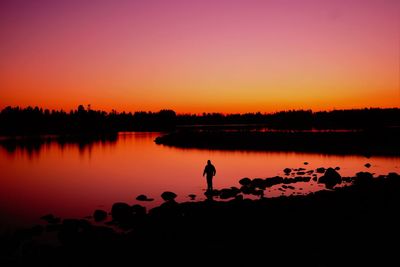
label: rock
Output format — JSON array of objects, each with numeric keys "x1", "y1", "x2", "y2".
[
  {"x1": 131, "y1": 204, "x2": 146, "y2": 216},
  {"x1": 316, "y1": 167, "x2": 326, "y2": 174},
  {"x1": 251, "y1": 178, "x2": 266, "y2": 189},
  {"x1": 387, "y1": 172, "x2": 400, "y2": 181},
  {"x1": 230, "y1": 187, "x2": 241, "y2": 194},
  {"x1": 46, "y1": 223, "x2": 62, "y2": 232},
  {"x1": 240, "y1": 185, "x2": 255, "y2": 195},
  {"x1": 220, "y1": 188, "x2": 240, "y2": 199},
  {"x1": 283, "y1": 168, "x2": 292, "y2": 175},
  {"x1": 296, "y1": 171, "x2": 305, "y2": 175},
  {"x1": 235, "y1": 195, "x2": 244, "y2": 201},
  {"x1": 239, "y1": 177, "x2": 252, "y2": 186},
  {"x1": 304, "y1": 162, "x2": 309, "y2": 165},
  {"x1": 265, "y1": 176, "x2": 284, "y2": 187},
  {"x1": 40, "y1": 214, "x2": 61, "y2": 224},
  {"x1": 58, "y1": 219, "x2": 92, "y2": 244},
  {"x1": 318, "y1": 168, "x2": 342, "y2": 189},
  {"x1": 93, "y1": 209, "x2": 107, "y2": 222},
  {"x1": 354, "y1": 172, "x2": 373, "y2": 186},
  {"x1": 204, "y1": 189, "x2": 220, "y2": 197},
  {"x1": 364, "y1": 163, "x2": 371, "y2": 168},
  {"x1": 342, "y1": 177, "x2": 353, "y2": 183},
  {"x1": 188, "y1": 194, "x2": 196, "y2": 200},
  {"x1": 161, "y1": 191, "x2": 177, "y2": 201},
  {"x1": 334, "y1": 167, "x2": 340, "y2": 171},
  {"x1": 136, "y1": 194, "x2": 154, "y2": 201},
  {"x1": 252, "y1": 189, "x2": 264, "y2": 198},
  {"x1": 111, "y1": 202, "x2": 132, "y2": 222}
]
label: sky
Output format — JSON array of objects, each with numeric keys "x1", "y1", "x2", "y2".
[{"x1": 0, "y1": 0, "x2": 399, "y2": 114}]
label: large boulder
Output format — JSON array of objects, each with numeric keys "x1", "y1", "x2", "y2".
[{"x1": 318, "y1": 167, "x2": 342, "y2": 189}]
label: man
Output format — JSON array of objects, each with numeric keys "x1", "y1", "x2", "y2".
[{"x1": 203, "y1": 160, "x2": 216, "y2": 192}]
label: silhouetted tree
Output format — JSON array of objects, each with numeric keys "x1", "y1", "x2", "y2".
[{"x1": 0, "y1": 106, "x2": 399, "y2": 135}]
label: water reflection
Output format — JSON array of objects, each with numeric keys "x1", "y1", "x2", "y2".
[
  {"x1": 0, "y1": 133, "x2": 118, "y2": 159},
  {"x1": 0, "y1": 132, "x2": 398, "y2": 232}
]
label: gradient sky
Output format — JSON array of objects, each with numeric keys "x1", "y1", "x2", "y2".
[{"x1": 1, "y1": 0, "x2": 399, "y2": 113}]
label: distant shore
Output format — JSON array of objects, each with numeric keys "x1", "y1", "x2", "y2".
[
  {"x1": 155, "y1": 128, "x2": 400, "y2": 156},
  {"x1": 2, "y1": 170, "x2": 400, "y2": 266},
  {"x1": 1, "y1": 106, "x2": 399, "y2": 135}
]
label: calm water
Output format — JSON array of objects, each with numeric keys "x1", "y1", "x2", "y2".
[{"x1": 1, "y1": 132, "x2": 399, "y2": 232}]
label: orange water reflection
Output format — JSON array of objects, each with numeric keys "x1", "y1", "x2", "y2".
[{"x1": 0, "y1": 132, "x2": 399, "y2": 231}]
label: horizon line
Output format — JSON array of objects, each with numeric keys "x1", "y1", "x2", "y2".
[{"x1": 1, "y1": 105, "x2": 399, "y2": 116}]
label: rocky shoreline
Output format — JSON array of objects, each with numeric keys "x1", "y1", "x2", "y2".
[
  {"x1": 1, "y1": 170, "x2": 400, "y2": 266},
  {"x1": 1, "y1": 171, "x2": 400, "y2": 266}
]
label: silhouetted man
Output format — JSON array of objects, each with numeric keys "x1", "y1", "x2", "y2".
[{"x1": 203, "y1": 160, "x2": 216, "y2": 192}]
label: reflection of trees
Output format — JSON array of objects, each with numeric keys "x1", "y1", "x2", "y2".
[{"x1": 0, "y1": 134, "x2": 119, "y2": 157}]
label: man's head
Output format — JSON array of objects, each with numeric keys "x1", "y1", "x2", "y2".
[{"x1": 207, "y1": 160, "x2": 211, "y2": 164}]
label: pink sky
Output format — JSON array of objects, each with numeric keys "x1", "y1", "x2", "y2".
[{"x1": 1, "y1": 0, "x2": 399, "y2": 113}]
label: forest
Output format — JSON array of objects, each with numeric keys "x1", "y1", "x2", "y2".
[{"x1": 0, "y1": 105, "x2": 399, "y2": 135}]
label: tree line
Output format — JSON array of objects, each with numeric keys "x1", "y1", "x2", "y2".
[{"x1": 0, "y1": 105, "x2": 399, "y2": 135}]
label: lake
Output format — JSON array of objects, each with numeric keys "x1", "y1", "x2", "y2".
[{"x1": 1, "y1": 132, "x2": 399, "y2": 233}]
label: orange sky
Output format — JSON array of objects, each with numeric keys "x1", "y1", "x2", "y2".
[{"x1": 1, "y1": 0, "x2": 399, "y2": 113}]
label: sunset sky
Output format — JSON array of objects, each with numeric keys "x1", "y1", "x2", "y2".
[{"x1": 1, "y1": 0, "x2": 399, "y2": 113}]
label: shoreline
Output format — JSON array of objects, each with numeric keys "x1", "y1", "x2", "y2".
[
  {"x1": 155, "y1": 129, "x2": 400, "y2": 156},
  {"x1": 2, "y1": 170, "x2": 399, "y2": 266}
]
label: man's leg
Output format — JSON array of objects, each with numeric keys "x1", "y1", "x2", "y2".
[{"x1": 207, "y1": 176, "x2": 213, "y2": 191}]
